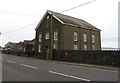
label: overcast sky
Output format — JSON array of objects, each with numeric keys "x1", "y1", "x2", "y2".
[{"x1": 0, "y1": 0, "x2": 119, "y2": 48}]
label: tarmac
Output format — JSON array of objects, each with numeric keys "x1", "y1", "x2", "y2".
[{"x1": 3, "y1": 53, "x2": 119, "y2": 72}]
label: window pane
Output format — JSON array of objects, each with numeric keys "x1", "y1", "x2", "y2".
[
  {"x1": 84, "y1": 45, "x2": 87, "y2": 50},
  {"x1": 39, "y1": 34, "x2": 42, "y2": 42},
  {"x1": 74, "y1": 32, "x2": 78, "y2": 41},
  {"x1": 74, "y1": 44, "x2": 78, "y2": 50},
  {"x1": 92, "y1": 34, "x2": 95, "y2": 43},
  {"x1": 84, "y1": 33, "x2": 87, "y2": 42},
  {"x1": 54, "y1": 30, "x2": 58, "y2": 41},
  {"x1": 53, "y1": 43, "x2": 57, "y2": 49},
  {"x1": 92, "y1": 45, "x2": 95, "y2": 50},
  {"x1": 38, "y1": 44, "x2": 41, "y2": 52},
  {"x1": 46, "y1": 33, "x2": 49, "y2": 39}
]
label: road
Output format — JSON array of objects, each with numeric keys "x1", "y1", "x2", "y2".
[{"x1": 1, "y1": 53, "x2": 118, "y2": 81}]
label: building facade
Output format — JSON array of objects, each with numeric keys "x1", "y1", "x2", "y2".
[
  {"x1": 4, "y1": 39, "x2": 35, "y2": 54},
  {"x1": 35, "y1": 10, "x2": 101, "y2": 59}
]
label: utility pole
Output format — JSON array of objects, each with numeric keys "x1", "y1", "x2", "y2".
[{"x1": 50, "y1": 14, "x2": 53, "y2": 60}]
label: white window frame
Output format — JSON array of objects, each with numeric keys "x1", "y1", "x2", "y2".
[
  {"x1": 92, "y1": 34, "x2": 95, "y2": 43},
  {"x1": 38, "y1": 44, "x2": 41, "y2": 52},
  {"x1": 46, "y1": 32, "x2": 49, "y2": 39},
  {"x1": 74, "y1": 44, "x2": 78, "y2": 50},
  {"x1": 39, "y1": 34, "x2": 42, "y2": 42},
  {"x1": 54, "y1": 30, "x2": 58, "y2": 41},
  {"x1": 74, "y1": 32, "x2": 78, "y2": 41},
  {"x1": 84, "y1": 45, "x2": 87, "y2": 50},
  {"x1": 83, "y1": 33, "x2": 87, "y2": 42}
]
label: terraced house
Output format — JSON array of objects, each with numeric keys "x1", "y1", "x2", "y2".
[{"x1": 35, "y1": 10, "x2": 101, "y2": 59}]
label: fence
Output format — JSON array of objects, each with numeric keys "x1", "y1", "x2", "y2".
[
  {"x1": 2, "y1": 50, "x2": 43, "y2": 58},
  {"x1": 52, "y1": 50, "x2": 120, "y2": 67}
]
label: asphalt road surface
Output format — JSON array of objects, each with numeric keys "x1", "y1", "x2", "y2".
[{"x1": 1, "y1": 53, "x2": 118, "y2": 81}]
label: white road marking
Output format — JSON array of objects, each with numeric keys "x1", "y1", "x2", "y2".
[
  {"x1": 20, "y1": 64, "x2": 38, "y2": 69},
  {"x1": 49, "y1": 71, "x2": 91, "y2": 81},
  {"x1": 6, "y1": 60, "x2": 16, "y2": 64}
]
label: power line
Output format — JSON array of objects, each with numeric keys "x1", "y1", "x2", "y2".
[
  {"x1": 0, "y1": 9, "x2": 40, "y2": 17},
  {"x1": 0, "y1": 17, "x2": 40, "y2": 24},
  {"x1": 2, "y1": 21, "x2": 39, "y2": 34},
  {"x1": 60, "y1": 0, "x2": 96, "y2": 13},
  {"x1": 1, "y1": 0, "x2": 96, "y2": 35}
]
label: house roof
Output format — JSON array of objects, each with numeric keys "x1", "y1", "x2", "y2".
[
  {"x1": 35, "y1": 10, "x2": 100, "y2": 31},
  {"x1": 23, "y1": 40, "x2": 34, "y2": 45}
]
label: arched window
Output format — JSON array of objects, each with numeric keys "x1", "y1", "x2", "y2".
[
  {"x1": 83, "y1": 33, "x2": 87, "y2": 42},
  {"x1": 74, "y1": 31, "x2": 78, "y2": 41}
]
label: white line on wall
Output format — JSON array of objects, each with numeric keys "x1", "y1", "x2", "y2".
[{"x1": 49, "y1": 71, "x2": 91, "y2": 81}]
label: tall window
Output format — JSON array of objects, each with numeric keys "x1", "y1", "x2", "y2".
[
  {"x1": 74, "y1": 32, "x2": 78, "y2": 41},
  {"x1": 92, "y1": 45, "x2": 95, "y2": 50},
  {"x1": 83, "y1": 33, "x2": 87, "y2": 42},
  {"x1": 92, "y1": 34, "x2": 95, "y2": 43},
  {"x1": 39, "y1": 34, "x2": 42, "y2": 42},
  {"x1": 54, "y1": 30, "x2": 58, "y2": 41},
  {"x1": 46, "y1": 32, "x2": 49, "y2": 39},
  {"x1": 84, "y1": 45, "x2": 87, "y2": 50},
  {"x1": 38, "y1": 44, "x2": 41, "y2": 52},
  {"x1": 53, "y1": 42, "x2": 57, "y2": 49},
  {"x1": 74, "y1": 44, "x2": 78, "y2": 50}
]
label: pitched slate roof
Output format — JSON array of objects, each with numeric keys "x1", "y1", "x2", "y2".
[{"x1": 36, "y1": 10, "x2": 100, "y2": 31}]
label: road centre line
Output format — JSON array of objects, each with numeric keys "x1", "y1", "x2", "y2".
[
  {"x1": 6, "y1": 60, "x2": 16, "y2": 64},
  {"x1": 49, "y1": 71, "x2": 91, "y2": 81},
  {"x1": 20, "y1": 64, "x2": 38, "y2": 69}
]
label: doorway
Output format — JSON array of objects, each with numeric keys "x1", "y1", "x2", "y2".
[{"x1": 45, "y1": 46, "x2": 49, "y2": 59}]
